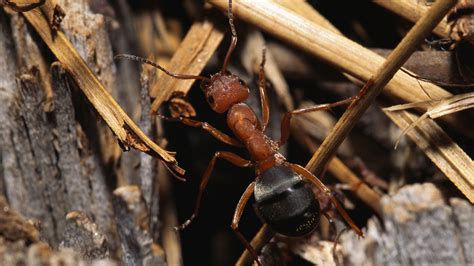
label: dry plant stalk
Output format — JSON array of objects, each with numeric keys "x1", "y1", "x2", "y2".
[
  {"x1": 307, "y1": 0, "x2": 458, "y2": 175},
  {"x1": 373, "y1": 0, "x2": 449, "y2": 38},
  {"x1": 1, "y1": 0, "x2": 44, "y2": 12},
  {"x1": 207, "y1": 0, "x2": 473, "y2": 138},
  {"x1": 235, "y1": 0, "x2": 458, "y2": 263},
  {"x1": 290, "y1": 106, "x2": 382, "y2": 213},
  {"x1": 275, "y1": 0, "x2": 474, "y2": 203},
  {"x1": 150, "y1": 19, "x2": 224, "y2": 112},
  {"x1": 240, "y1": 29, "x2": 294, "y2": 111},
  {"x1": 385, "y1": 92, "x2": 474, "y2": 147},
  {"x1": 19, "y1": 1, "x2": 184, "y2": 175}
]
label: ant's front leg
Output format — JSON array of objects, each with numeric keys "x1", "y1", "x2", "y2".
[
  {"x1": 175, "y1": 151, "x2": 253, "y2": 230},
  {"x1": 231, "y1": 181, "x2": 262, "y2": 266},
  {"x1": 287, "y1": 163, "x2": 364, "y2": 237},
  {"x1": 159, "y1": 114, "x2": 243, "y2": 147}
]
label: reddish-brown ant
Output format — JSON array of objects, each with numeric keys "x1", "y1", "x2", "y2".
[{"x1": 116, "y1": 0, "x2": 364, "y2": 264}]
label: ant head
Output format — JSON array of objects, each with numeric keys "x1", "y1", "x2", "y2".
[{"x1": 200, "y1": 71, "x2": 249, "y2": 113}]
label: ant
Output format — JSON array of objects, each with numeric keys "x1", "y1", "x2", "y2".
[{"x1": 116, "y1": 0, "x2": 364, "y2": 264}]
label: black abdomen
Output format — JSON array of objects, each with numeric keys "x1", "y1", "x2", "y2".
[{"x1": 254, "y1": 165, "x2": 320, "y2": 237}]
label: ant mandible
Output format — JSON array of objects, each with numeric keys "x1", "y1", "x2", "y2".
[{"x1": 116, "y1": 0, "x2": 364, "y2": 264}]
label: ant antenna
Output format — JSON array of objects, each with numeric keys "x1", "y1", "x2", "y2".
[
  {"x1": 115, "y1": 54, "x2": 211, "y2": 82},
  {"x1": 221, "y1": 0, "x2": 237, "y2": 74}
]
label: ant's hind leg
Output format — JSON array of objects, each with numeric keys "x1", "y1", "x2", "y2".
[
  {"x1": 231, "y1": 182, "x2": 262, "y2": 266},
  {"x1": 175, "y1": 151, "x2": 253, "y2": 231},
  {"x1": 286, "y1": 163, "x2": 364, "y2": 237}
]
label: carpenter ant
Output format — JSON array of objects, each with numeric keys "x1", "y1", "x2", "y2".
[{"x1": 116, "y1": 0, "x2": 364, "y2": 264}]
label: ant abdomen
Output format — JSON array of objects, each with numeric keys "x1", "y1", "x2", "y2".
[{"x1": 254, "y1": 165, "x2": 320, "y2": 237}]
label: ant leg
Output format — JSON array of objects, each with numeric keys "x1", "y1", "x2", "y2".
[
  {"x1": 175, "y1": 151, "x2": 253, "y2": 230},
  {"x1": 278, "y1": 96, "x2": 358, "y2": 147},
  {"x1": 286, "y1": 163, "x2": 364, "y2": 237},
  {"x1": 258, "y1": 47, "x2": 270, "y2": 132},
  {"x1": 322, "y1": 210, "x2": 335, "y2": 234},
  {"x1": 159, "y1": 115, "x2": 243, "y2": 147},
  {"x1": 231, "y1": 182, "x2": 261, "y2": 266},
  {"x1": 278, "y1": 82, "x2": 373, "y2": 147}
]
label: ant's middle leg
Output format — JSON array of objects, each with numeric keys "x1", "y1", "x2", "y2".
[
  {"x1": 286, "y1": 163, "x2": 364, "y2": 237},
  {"x1": 277, "y1": 81, "x2": 373, "y2": 147},
  {"x1": 159, "y1": 114, "x2": 243, "y2": 147},
  {"x1": 175, "y1": 151, "x2": 253, "y2": 230},
  {"x1": 278, "y1": 96, "x2": 359, "y2": 147}
]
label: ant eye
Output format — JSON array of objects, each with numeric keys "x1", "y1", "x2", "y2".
[
  {"x1": 208, "y1": 95, "x2": 215, "y2": 105},
  {"x1": 238, "y1": 79, "x2": 246, "y2": 86}
]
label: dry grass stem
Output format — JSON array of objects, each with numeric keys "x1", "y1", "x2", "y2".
[
  {"x1": 1, "y1": 0, "x2": 44, "y2": 11},
  {"x1": 307, "y1": 0, "x2": 458, "y2": 175},
  {"x1": 234, "y1": 0, "x2": 458, "y2": 263},
  {"x1": 150, "y1": 20, "x2": 224, "y2": 112},
  {"x1": 277, "y1": 0, "x2": 474, "y2": 205},
  {"x1": 385, "y1": 92, "x2": 474, "y2": 148},
  {"x1": 240, "y1": 29, "x2": 294, "y2": 111},
  {"x1": 290, "y1": 107, "x2": 383, "y2": 214},
  {"x1": 21, "y1": 1, "x2": 184, "y2": 175},
  {"x1": 373, "y1": 0, "x2": 449, "y2": 38},
  {"x1": 236, "y1": 224, "x2": 273, "y2": 266},
  {"x1": 307, "y1": 0, "x2": 456, "y2": 175},
  {"x1": 207, "y1": 0, "x2": 473, "y2": 137}
]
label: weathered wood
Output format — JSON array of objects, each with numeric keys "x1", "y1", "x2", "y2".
[
  {"x1": 0, "y1": 10, "x2": 34, "y2": 227},
  {"x1": 10, "y1": 13, "x2": 53, "y2": 111},
  {"x1": 138, "y1": 65, "x2": 158, "y2": 210},
  {"x1": 138, "y1": 64, "x2": 166, "y2": 250},
  {"x1": 0, "y1": 237, "x2": 117, "y2": 266},
  {"x1": 51, "y1": 64, "x2": 93, "y2": 213},
  {"x1": 0, "y1": 195, "x2": 40, "y2": 243},
  {"x1": 50, "y1": 63, "x2": 119, "y2": 254},
  {"x1": 18, "y1": 70, "x2": 66, "y2": 245},
  {"x1": 113, "y1": 186, "x2": 166, "y2": 266},
  {"x1": 60, "y1": 211, "x2": 109, "y2": 260},
  {"x1": 1, "y1": 5, "x2": 120, "y2": 253},
  {"x1": 339, "y1": 183, "x2": 473, "y2": 266},
  {"x1": 57, "y1": 0, "x2": 138, "y2": 184}
]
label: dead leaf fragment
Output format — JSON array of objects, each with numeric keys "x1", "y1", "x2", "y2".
[{"x1": 384, "y1": 92, "x2": 474, "y2": 148}]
